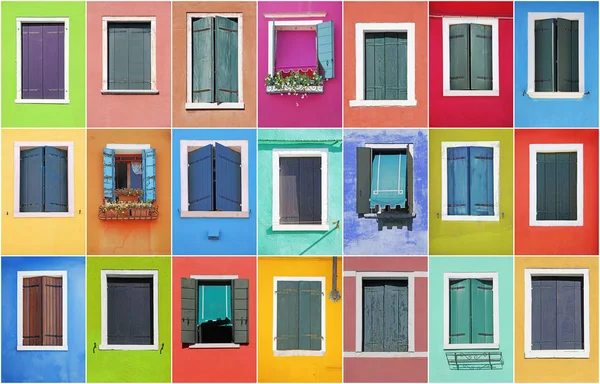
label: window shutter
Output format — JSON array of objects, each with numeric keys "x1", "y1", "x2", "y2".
[
  {"x1": 469, "y1": 146, "x2": 494, "y2": 216},
  {"x1": 279, "y1": 158, "x2": 299, "y2": 224},
  {"x1": 21, "y1": 24, "x2": 44, "y2": 99},
  {"x1": 20, "y1": 147, "x2": 45, "y2": 212},
  {"x1": 127, "y1": 23, "x2": 152, "y2": 90},
  {"x1": 303, "y1": 158, "x2": 322, "y2": 225},
  {"x1": 108, "y1": 23, "x2": 130, "y2": 90},
  {"x1": 406, "y1": 148, "x2": 414, "y2": 215},
  {"x1": 215, "y1": 143, "x2": 242, "y2": 212},
  {"x1": 43, "y1": 146, "x2": 68, "y2": 213},
  {"x1": 570, "y1": 20, "x2": 579, "y2": 92},
  {"x1": 107, "y1": 278, "x2": 131, "y2": 345},
  {"x1": 128, "y1": 278, "x2": 153, "y2": 345},
  {"x1": 362, "y1": 282, "x2": 384, "y2": 352},
  {"x1": 397, "y1": 33, "x2": 408, "y2": 100},
  {"x1": 42, "y1": 24, "x2": 65, "y2": 99},
  {"x1": 188, "y1": 144, "x2": 214, "y2": 211},
  {"x1": 449, "y1": 279, "x2": 471, "y2": 344},
  {"x1": 181, "y1": 278, "x2": 198, "y2": 344},
  {"x1": 215, "y1": 17, "x2": 239, "y2": 103},
  {"x1": 42, "y1": 276, "x2": 63, "y2": 346},
  {"x1": 449, "y1": 24, "x2": 471, "y2": 90},
  {"x1": 447, "y1": 147, "x2": 469, "y2": 216},
  {"x1": 384, "y1": 282, "x2": 409, "y2": 352},
  {"x1": 192, "y1": 17, "x2": 214, "y2": 103},
  {"x1": 383, "y1": 33, "x2": 407, "y2": 100},
  {"x1": 469, "y1": 24, "x2": 493, "y2": 91},
  {"x1": 142, "y1": 148, "x2": 157, "y2": 202},
  {"x1": 308, "y1": 281, "x2": 322, "y2": 351},
  {"x1": 557, "y1": 277, "x2": 583, "y2": 350},
  {"x1": 536, "y1": 153, "x2": 554, "y2": 220},
  {"x1": 556, "y1": 19, "x2": 578, "y2": 92},
  {"x1": 103, "y1": 148, "x2": 115, "y2": 200},
  {"x1": 556, "y1": 152, "x2": 578, "y2": 220},
  {"x1": 356, "y1": 147, "x2": 372, "y2": 214},
  {"x1": 317, "y1": 21, "x2": 334, "y2": 79},
  {"x1": 364, "y1": 33, "x2": 376, "y2": 100},
  {"x1": 470, "y1": 279, "x2": 493, "y2": 344},
  {"x1": 276, "y1": 281, "x2": 299, "y2": 350},
  {"x1": 23, "y1": 277, "x2": 42, "y2": 346},
  {"x1": 534, "y1": 19, "x2": 555, "y2": 92},
  {"x1": 531, "y1": 277, "x2": 558, "y2": 350},
  {"x1": 232, "y1": 278, "x2": 249, "y2": 344}
]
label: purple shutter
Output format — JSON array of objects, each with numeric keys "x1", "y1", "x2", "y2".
[
  {"x1": 557, "y1": 277, "x2": 584, "y2": 350},
  {"x1": 22, "y1": 24, "x2": 44, "y2": 99},
  {"x1": 531, "y1": 277, "x2": 558, "y2": 350},
  {"x1": 42, "y1": 24, "x2": 65, "y2": 99},
  {"x1": 21, "y1": 23, "x2": 64, "y2": 100}
]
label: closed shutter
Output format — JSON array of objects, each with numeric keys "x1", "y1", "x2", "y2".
[
  {"x1": 42, "y1": 276, "x2": 63, "y2": 346},
  {"x1": 570, "y1": 20, "x2": 579, "y2": 92},
  {"x1": 298, "y1": 281, "x2": 322, "y2": 351},
  {"x1": 103, "y1": 148, "x2": 116, "y2": 200},
  {"x1": 364, "y1": 33, "x2": 376, "y2": 100},
  {"x1": 108, "y1": 23, "x2": 151, "y2": 90},
  {"x1": 188, "y1": 144, "x2": 214, "y2": 211},
  {"x1": 215, "y1": 143, "x2": 242, "y2": 212},
  {"x1": 397, "y1": 33, "x2": 408, "y2": 100},
  {"x1": 317, "y1": 21, "x2": 334, "y2": 79},
  {"x1": 470, "y1": 24, "x2": 493, "y2": 90},
  {"x1": 276, "y1": 280, "x2": 299, "y2": 350},
  {"x1": 232, "y1": 278, "x2": 249, "y2": 344},
  {"x1": 536, "y1": 153, "x2": 577, "y2": 221},
  {"x1": 142, "y1": 148, "x2": 156, "y2": 202},
  {"x1": 356, "y1": 147, "x2": 372, "y2": 214},
  {"x1": 557, "y1": 18, "x2": 578, "y2": 92},
  {"x1": 364, "y1": 33, "x2": 407, "y2": 101},
  {"x1": 469, "y1": 146, "x2": 494, "y2": 216},
  {"x1": 279, "y1": 157, "x2": 322, "y2": 225},
  {"x1": 449, "y1": 279, "x2": 470, "y2": 344},
  {"x1": 181, "y1": 278, "x2": 198, "y2": 344},
  {"x1": 471, "y1": 279, "x2": 493, "y2": 344},
  {"x1": 23, "y1": 277, "x2": 42, "y2": 346},
  {"x1": 534, "y1": 19, "x2": 555, "y2": 92},
  {"x1": 363, "y1": 282, "x2": 385, "y2": 351},
  {"x1": 364, "y1": 280, "x2": 409, "y2": 352},
  {"x1": 108, "y1": 23, "x2": 129, "y2": 90},
  {"x1": 107, "y1": 277, "x2": 153, "y2": 345},
  {"x1": 20, "y1": 147, "x2": 45, "y2": 212},
  {"x1": 556, "y1": 277, "x2": 583, "y2": 350},
  {"x1": 44, "y1": 146, "x2": 68, "y2": 213},
  {"x1": 447, "y1": 147, "x2": 469, "y2": 216},
  {"x1": 22, "y1": 24, "x2": 44, "y2": 99},
  {"x1": 215, "y1": 17, "x2": 239, "y2": 103},
  {"x1": 192, "y1": 17, "x2": 214, "y2": 103},
  {"x1": 531, "y1": 277, "x2": 558, "y2": 350},
  {"x1": 41, "y1": 23, "x2": 65, "y2": 99},
  {"x1": 449, "y1": 24, "x2": 470, "y2": 90}
]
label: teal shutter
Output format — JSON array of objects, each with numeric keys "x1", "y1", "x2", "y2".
[
  {"x1": 364, "y1": 32, "x2": 408, "y2": 101},
  {"x1": 534, "y1": 19, "x2": 555, "y2": 92},
  {"x1": 397, "y1": 33, "x2": 408, "y2": 100},
  {"x1": 108, "y1": 24, "x2": 129, "y2": 90},
  {"x1": 449, "y1": 279, "x2": 471, "y2": 344},
  {"x1": 449, "y1": 24, "x2": 471, "y2": 90},
  {"x1": 215, "y1": 17, "x2": 239, "y2": 103},
  {"x1": 384, "y1": 281, "x2": 409, "y2": 352},
  {"x1": 363, "y1": 283, "x2": 384, "y2": 352},
  {"x1": 103, "y1": 148, "x2": 115, "y2": 200},
  {"x1": 471, "y1": 279, "x2": 494, "y2": 344},
  {"x1": 447, "y1": 147, "x2": 469, "y2": 215},
  {"x1": 20, "y1": 147, "x2": 45, "y2": 212},
  {"x1": 364, "y1": 33, "x2": 376, "y2": 100},
  {"x1": 276, "y1": 281, "x2": 299, "y2": 350},
  {"x1": 107, "y1": 23, "x2": 151, "y2": 90},
  {"x1": 557, "y1": 18, "x2": 579, "y2": 92},
  {"x1": 181, "y1": 278, "x2": 198, "y2": 344},
  {"x1": 299, "y1": 281, "x2": 322, "y2": 351},
  {"x1": 192, "y1": 17, "x2": 214, "y2": 102},
  {"x1": 317, "y1": 21, "x2": 334, "y2": 79},
  {"x1": 43, "y1": 146, "x2": 68, "y2": 212},
  {"x1": 232, "y1": 279, "x2": 249, "y2": 344},
  {"x1": 142, "y1": 148, "x2": 156, "y2": 202},
  {"x1": 469, "y1": 146, "x2": 494, "y2": 216},
  {"x1": 470, "y1": 24, "x2": 493, "y2": 90}
]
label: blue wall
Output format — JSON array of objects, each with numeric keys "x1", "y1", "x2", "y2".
[
  {"x1": 1, "y1": 257, "x2": 86, "y2": 383},
  {"x1": 172, "y1": 129, "x2": 257, "y2": 255},
  {"x1": 343, "y1": 129, "x2": 428, "y2": 255},
  {"x1": 515, "y1": 1, "x2": 599, "y2": 127}
]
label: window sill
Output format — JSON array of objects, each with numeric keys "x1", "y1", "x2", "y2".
[
  {"x1": 266, "y1": 85, "x2": 323, "y2": 94},
  {"x1": 14, "y1": 212, "x2": 74, "y2": 218},
  {"x1": 443, "y1": 90, "x2": 499, "y2": 97},
  {"x1": 15, "y1": 99, "x2": 70, "y2": 104},
  {"x1": 101, "y1": 90, "x2": 159, "y2": 95},
  {"x1": 17, "y1": 345, "x2": 68, "y2": 351},
  {"x1": 344, "y1": 351, "x2": 426, "y2": 358},
  {"x1": 272, "y1": 223, "x2": 330, "y2": 231},
  {"x1": 527, "y1": 91, "x2": 585, "y2": 99},
  {"x1": 98, "y1": 344, "x2": 158, "y2": 351},
  {"x1": 444, "y1": 343, "x2": 499, "y2": 350},
  {"x1": 525, "y1": 350, "x2": 589, "y2": 359},
  {"x1": 530, "y1": 219, "x2": 583, "y2": 227},
  {"x1": 181, "y1": 211, "x2": 250, "y2": 219},
  {"x1": 350, "y1": 99, "x2": 417, "y2": 107},
  {"x1": 274, "y1": 350, "x2": 325, "y2": 357},
  {"x1": 189, "y1": 343, "x2": 240, "y2": 349},
  {"x1": 185, "y1": 102, "x2": 245, "y2": 110},
  {"x1": 441, "y1": 215, "x2": 500, "y2": 222}
]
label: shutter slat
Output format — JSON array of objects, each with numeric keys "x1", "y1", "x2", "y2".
[
  {"x1": 470, "y1": 24, "x2": 493, "y2": 90},
  {"x1": 531, "y1": 277, "x2": 558, "y2": 350},
  {"x1": 449, "y1": 24, "x2": 470, "y2": 90},
  {"x1": 317, "y1": 21, "x2": 334, "y2": 79},
  {"x1": 356, "y1": 147, "x2": 372, "y2": 214},
  {"x1": 215, "y1": 143, "x2": 242, "y2": 212},
  {"x1": 384, "y1": 282, "x2": 409, "y2": 352},
  {"x1": 469, "y1": 146, "x2": 494, "y2": 216},
  {"x1": 127, "y1": 23, "x2": 151, "y2": 90},
  {"x1": 449, "y1": 279, "x2": 470, "y2": 344},
  {"x1": 142, "y1": 148, "x2": 157, "y2": 202},
  {"x1": 534, "y1": 19, "x2": 555, "y2": 92},
  {"x1": 557, "y1": 18, "x2": 576, "y2": 92},
  {"x1": 188, "y1": 144, "x2": 214, "y2": 211},
  {"x1": 192, "y1": 17, "x2": 214, "y2": 102},
  {"x1": 44, "y1": 146, "x2": 68, "y2": 213},
  {"x1": 181, "y1": 278, "x2": 198, "y2": 344},
  {"x1": 103, "y1": 148, "x2": 116, "y2": 200},
  {"x1": 276, "y1": 281, "x2": 299, "y2": 350},
  {"x1": 447, "y1": 147, "x2": 469, "y2": 216},
  {"x1": 108, "y1": 24, "x2": 130, "y2": 90},
  {"x1": 20, "y1": 147, "x2": 45, "y2": 212},
  {"x1": 309, "y1": 281, "x2": 322, "y2": 351},
  {"x1": 232, "y1": 278, "x2": 249, "y2": 344},
  {"x1": 42, "y1": 276, "x2": 63, "y2": 346},
  {"x1": 215, "y1": 17, "x2": 239, "y2": 103}
]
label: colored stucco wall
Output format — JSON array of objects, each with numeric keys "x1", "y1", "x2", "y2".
[
  {"x1": 257, "y1": 2, "x2": 342, "y2": 128},
  {"x1": 87, "y1": 129, "x2": 171, "y2": 255},
  {"x1": 429, "y1": 129, "x2": 513, "y2": 255},
  {"x1": 1, "y1": 257, "x2": 86, "y2": 383},
  {"x1": 343, "y1": 2, "x2": 428, "y2": 128},
  {"x1": 172, "y1": 1, "x2": 257, "y2": 128},
  {"x1": 2, "y1": 129, "x2": 86, "y2": 255},
  {"x1": 429, "y1": 2, "x2": 513, "y2": 128},
  {"x1": 172, "y1": 129, "x2": 257, "y2": 255},
  {"x1": 515, "y1": 257, "x2": 599, "y2": 383},
  {"x1": 87, "y1": 257, "x2": 172, "y2": 383},
  {"x1": 258, "y1": 257, "x2": 342, "y2": 383},
  {"x1": 515, "y1": 1, "x2": 599, "y2": 128},
  {"x1": 343, "y1": 129, "x2": 428, "y2": 255},
  {"x1": 429, "y1": 257, "x2": 514, "y2": 383},
  {"x1": 343, "y1": 257, "x2": 428, "y2": 383},
  {"x1": 258, "y1": 129, "x2": 343, "y2": 256},
  {"x1": 1, "y1": 1, "x2": 86, "y2": 128},
  {"x1": 86, "y1": 2, "x2": 172, "y2": 127},
  {"x1": 172, "y1": 257, "x2": 257, "y2": 383},
  {"x1": 515, "y1": 129, "x2": 599, "y2": 255}
]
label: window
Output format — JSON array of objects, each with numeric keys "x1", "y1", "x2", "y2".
[
  {"x1": 272, "y1": 149, "x2": 328, "y2": 231},
  {"x1": 114, "y1": 154, "x2": 143, "y2": 190},
  {"x1": 16, "y1": 18, "x2": 69, "y2": 104},
  {"x1": 180, "y1": 140, "x2": 249, "y2": 218},
  {"x1": 525, "y1": 269, "x2": 590, "y2": 358},
  {"x1": 17, "y1": 271, "x2": 67, "y2": 350},
  {"x1": 181, "y1": 275, "x2": 249, "y2": 348},
  {"x1": 14, "y1": 142, "x2": 74, "y2": 218},
  {"x1": 530, "y1": 144, "x2": 583, "y2": 227},
  {"x1": 273, "y1": 277, "x2": 325, "y2": 356},
  {"x1": 441, "y1": 141, "x2": 500, "y2": 221},
  {"x1": 101, "y1": 17, "x2": 157, "y2": 94},
  {"x1": 443, "y1": 273, "x2": 499, "y2": 350},
  {"x1": 528, "y1": 13, "x2": 584, "y2": 98},
  {"x1": 351, "y1": 23, "x2": 416, "y2": 107},
  {"x1": 103, "y1": 144, "x2": 156, "y2": 202},
  {"x1": 186, "y1": 13, "x2": 243, "y2": 110},
  {"x1": 100, "y1": 270, "x2": 158, "y2": 350}
]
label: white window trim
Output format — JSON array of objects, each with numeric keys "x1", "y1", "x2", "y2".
[
  {"x1": 267, "y1": 19, "x2": 323, "y2": 77},
  {"x1": 350, "y1": 23, "x2": 416, "y2": 107},
  {"x1": 101, "y1": 16, "x2": 158, "y2": 95},
  {"x1": 527, "y1": 12, "x2": 585, "y2": 99},
  {"x1": 443, "y1": 272, "x2": 500, "y2": 350},
  {"x1": 179, "y1": 140, "x2": 249, "y2": 218},
  {"x1": 272, "y1": 148, "x2": 329, "y2": 231},
  {"x1": 17, "y1": 270, "x2": 68, "y2": 351},
  {"x1": 100, "y1": 270, "x2": 159, "y2": 351},
  {"x1": 106, "y1": 143, "x2": 150, "y2": 154},
  {"x1": 529, "y1": 144, "x2": 584, "y2": 227},
  {"x1": 273, "y1": 276, "x2": 326, "y2": 356},
  {"x1": 524, "y1": 268, "x2": 590, "y2": 359},
  {"x1": 185, "y1": 13, "x2": 244, "y2": 110},
  {"x1": 16, "y1": 18, "x2": 70, "y2": 104},
  {"x1": 14, "y1": 141, "x2": 75, "y2": 218},
  {"x1": 442, "y1": 17, "x2": 500, "y2": 97},
  {"x1": 441, "y1": 141, "x2": 500, "y2": 222}
]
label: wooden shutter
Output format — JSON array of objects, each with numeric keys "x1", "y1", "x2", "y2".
[
  {"x1": 570, "y1": 20, "x2": 579, "y2": 92},
  {"x1": 44, "y1": 146, "x2": 68, "y2": 213},
  {"x1": 449, "y1": 279, "x2": 471, "y2": 344},
  {"x1": 364, "y1": 32, "x2": 407, "y2": 101},
  {"x1": 108, "y1": 23, "x2": 151, "y2": 90},
  {"x1": 397, "y1": 33, "x2": 408, "y2": 100},
  {"x1": 363, "y1": 282, "x2": 384, "y2": 352},
  {"x1": 22, "y1": 24, "x2": 44, "y2": 99},
  {"x1": 23, "y1": 277, "x2": 42, "y2": 346},
  {"x1": 20, "y1": 147, "x2": 45, "y2": 212},
  {"x1": 470, "y1": 24, "x2": 493, "y2": 90},
  {"x1": 215, "y1": 17, "x2": 239, "y2": 103},
  {"x1": 298, "y1": 281, "x2": 322, "y2": 351},
  {"x1": 406, "y1": 148, "x2": 414, "y2": 215},
  {"x1": 142, "y1": 148, "x2": 157, "y2": 202},
  {"x1": 556, "y1": 277, "x2": 584, "y2": 350},
  {"x1": 536, "y1": 153, "x2": 577, "y2": 221},
  {"x1": 469, "y1": 146, "x2": 494, "y2": 216},
  {"x1": 557, "y1": 18, "x2": 578, "y2": 92},
  {"x1": 534, "y1": 19, "x2": 555, "y2": 92},
  {"x1": 103, "y1": 148, "x2": 115, "y2": 200},
  {"x1": 279, "y1": 157, "x2": 322, "y2": 225},
  {"x1": 276, "y1": 280, "x2": 299, "y2": 350},
  {"x1": 42, "y1": 276, "x2": 63, "y2": 346},
  {"x1": 188, "y1": 144, "x2": 214, "y2": 211},
  {"x1": 192, "y1": 17, "x2": 214, "y2": 103},
  {"x1": 279, "y1": 157, "x2": 300, "y2": 223},
  {"x1": 232, "y1": 278, "x2": 249, "y2": 344},
  {"x1": 41, "y1": 23, "x2": 65, "y2": 99},
  {"x1": 181, "y1": 278, "x2": 198, "y2": 344},
  {"x1": 108, "y1": 23, "x2": 129, "y2": 90},
  {"x1": 317, "y1": 21, "x2": 334, "y2": 79},
  {"x1": 356, "y1": 147, "x2": 372, "y2": 214},
  {"x1": 449, "y1": 24, "x2": 471, "y2": 90},
  {"x1": 215, "y1": 143, "x2": 242, "y2": 212},
  {"x1": 531, "y1": 277, "x2": 558, "y2": 350},
  {"x1": 470, "y1": 279, "x2": 493, "y2": 344},
  {"x1": 364, "y1": 280, "x2": 409, "y2": 352},
  {"x1": 364, "y1": 33, "x2": 377, "y2": 100},
  {"x1": 107, "y1": 277, "x2": 153, "y2": 345},
  {"x1": 446, "y1": 147, "x2": 469, "y2": 216}
]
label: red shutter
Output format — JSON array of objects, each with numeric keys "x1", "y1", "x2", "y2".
[{"x1": 23, "y1": 277, "x2": 42, "y2": 346}]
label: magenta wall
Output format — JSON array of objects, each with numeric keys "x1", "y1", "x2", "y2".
[{"x1": 257, "y1": 1, "x2": 342, "y2": 127}]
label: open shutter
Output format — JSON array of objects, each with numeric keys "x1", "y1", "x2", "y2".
[
  {"x1": 449, "y1": 279, "x2": 471, "y2": 344},
  {"x1": 384, "y1": 281, "x2": 409, "y2": 352},
  {"x1": 232, "y1": 278, "x2": 249, "y2": 344},
  {"x1": 188, "y1": 144, "x2": 214, "y2": 211},
  {"x1": 317, "y1": 21, "x2": 334, "y2": 79},
  {"x1": 531, "y1": 277, "x2": 558, "y2": 350},
  {"x1": 23, "y1": 277, "x2": 42, "y2": 346},
  {"x1": 20, "y1": 147, "x2": 45, "y2": 212},
  {"x1": 446, "y1": 147, "x2": 469, "y2": 216},
  {"x1": 356, "y1": 147, "x2": 372, "y2": 214},
  {"x1": 44, "y1": 146, "x2": 68, "y2": 213},
  {"x1": 469, "y1": 146, "x2": 494, "y2": 216},
  {"x1": 108, "y1": 23, "x2": 129, "y2": 90},
  {"x1": 470, "y1": 24, "x2": 493, "y2": 90},
  {"x1": 42, "y1": 23, "x2": 65, "y2": 99},
  {"x1": 556, "y1": 277, "x2": 583, "y2": 350},
  {"x1": 471, "y1": 279, "x2": 493, "y2": 344},
  {"x1": 181, "y1": 278, "x2": 198, "y2": 344},
  {"x1": 449, "y1": 24, "x2": 470, "y2": 90},
  {"x1": 276, "y1": 281, "x2": 299, "y2": 350},
  {"x1": 557, "y1": 18, "x2": 578, "y2": 92},
  {"x1": 42, "y1": 276, "x2": 63, "y2": 346},
  {"x1": 22, "y1": 24, "x2": 44, "y2": 99},
  {"x1": 215, "y1": 17, "x2": 239, "y2": 103},
  {"x1": 103, "y1": 148, "x2": 115, "y2": 200},
  {"x1": 556, "y1": 152, "x2": 578, "y2": 220},
  {"x1": 406, "y1": 148, "x2": 414, "y2": 215},
  {"x1": 534, "y1": 19, "x2": 555, "y2": 92},
  {"x1": 127, "y1": 23, "x2": 151, "y2": 90},
  {"x1": 192, "y1": 17, "x2": 214, "y2": 103},
  {"x1": 142, "y1": 148, "x2": 157, "y2": 202},
  {"x1": 215, "y1": 143, "x2": 242, "y2": 212}
]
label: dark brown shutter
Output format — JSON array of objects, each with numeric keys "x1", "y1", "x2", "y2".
[{"x1": 23, "y1": 277, "x2": 42, "y2": 346}]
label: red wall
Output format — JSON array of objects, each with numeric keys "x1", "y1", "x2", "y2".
[
  {"x1": 172, "y1": 257, "x2": 257, "y2": 383},
  {"x1": 429, "y1": 2, "x2": 513, "y2": 128},
  {"x1": 515, "y1": 130, "x2": 599, "y2": 255}
]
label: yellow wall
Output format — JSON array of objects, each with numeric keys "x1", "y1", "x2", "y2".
[
  {"x1": 515, "y1": 257, "x2": 599, "y2": 383},
  {"x1": 258, "y1": 257, "x2": 342, "y2": 383},
  {"x1": 2, "y1": 129, "x2": 86, "y2": 255}
]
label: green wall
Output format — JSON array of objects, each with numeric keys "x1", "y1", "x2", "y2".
[
  {"x1": 429, "y1": 129, "x2": 513, "y2": 255},
  {"x1": 1, "y1": 2, "x2": 86, "y2": 128},
  {"x1": 87, "y1": 257, "x2": 171, "y2": 383}
]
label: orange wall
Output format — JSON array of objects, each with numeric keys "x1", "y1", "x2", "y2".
[
  {"x1": 87, "y1": 129, "x2": 171, "y2": 255},
  {"x1": 343, "y1": 1, "x2": 428, "y2": 128},
  {"x1": 172, "y1": 1, "x2": 257, "y2": 128}
]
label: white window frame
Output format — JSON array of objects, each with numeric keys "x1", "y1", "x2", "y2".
[
  {"x1": 179, "y1": 140, "x2": 249, "y2": 218},
  {"x1": 441, "y1": 141, "x2": 500, "y2": 222},
  {"x1": 529, "y1": 144, "x2": 584, "y2": 227},
  {"x1": 17, "y1": 270, "x2": 68, "y2": 351},
  {"x1": 16, "y1": 18, "x2": 70, "y2": 104},
  {"x1": 186, "y1": 13, "x2": 244, "y2": 110},
  {"x1": 101, "y1": 16, "x2": 158, "y2": 95},
  {"x1": 267, "y1": 19, "x2": 322, "y2": 77},
  {"x1": 14, "y1": 141, "x2": 75, "y2": 218},
  {"x1": 442, "y1": 17, "x2": 500, "y2": 97},
  {"x1": 272, "y1": 148, "x2": 329, "y2": 231},
  {"x1": 273, "y1": 276, "x2": 326, "y2": 356},
  {"x1": 527, "y1": 12, "x2": 585, "y2": 99},
  {"x1": 100, "y1": 270, "x2": 159, "y2": 351},
  {"x1": 524, "y1": 268, "x2": 590, "y2": 358},
  {"x1": 443, "y1": 272, "x2": 500, "y2": 350},
  {"x1": 106, "y1": 143, "x2": 150, "y2": 154},
  {"x1": 350, "y1": 23, "x2": 417, "y2": 107}
]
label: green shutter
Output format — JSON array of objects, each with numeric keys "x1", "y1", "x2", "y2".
[
  {"x1": 298, "y1": 281, "x2": 322, "y2": 351},
  {"x1": 449, "y1": 279, "x2": 471, "y2": 344},
  {"x1": 534, "y1": 19, "x2": 555, "y2": 92},
  {"x1": 406, "y1": 147, "x2": 414, "y2": 215},
  {"x1": 570, "y1": 20, "x2": 579, "y2": 92},
  {"x1": 537, "y1": 153, "x2": 578, "y2": 221},
  {"x1": 317, "y1": 21, "x2": 334, "y2": 79},
  {"x1": 383, "y1": 32, "x2": 407, "y2": 100},
  {"x1": 215, "y1": 17, "x2": 239, "y2": 103},
  {"x1": 470, "y1": 24, "x2": 493, "y2": 90},
  {"x1": 192, "y1": 17, "x2": 214, "y2": 103},
  {"x1": 364, "y1": 33, "x2": 376, "y2": 100},
  {"x1": 108, "y1": 24, "x2": 129, "y2": 90},
  {"x1": 449, "y1": 24, "x2": 470, "y2": 90},
  {"x1": 557, "y1": 18, "x2": 578, "y2": 92},
  {"x1": 181, "y1": 278, "x2": 198, "y2": 344},
  {"x1": 127, "y1": 23, "x2": 151, "y2": 90},
  {"x1": 397, "y1": 33, "x2": 408, "y2": 100},
  {"x1": 276, "y1": 281, "x2": 299, "y2": 350},
  {"x1": 232, "y1": 278, "x2": 249, "y2": 344},
  {"x1": 471, "y1": 279, "x2": 494, "y2": 344}
]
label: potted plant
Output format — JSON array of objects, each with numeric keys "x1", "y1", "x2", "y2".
[{"x1": 114, "y1": 188, "x2": 143, "y2": 203}]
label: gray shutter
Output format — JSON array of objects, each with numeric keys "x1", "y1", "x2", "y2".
[
  {"x1": 557, "y1": 18, "x2": 578, "y2": 92},
  {"x1": 356, "y1": 147, "x2": 372, "y2": 214},
  {"x1": 181, "y1": 278, "x2": 198, "y2": 344},
  {"x1": 534, "y1": 19, "x2": 556, "y2": 92},
  {"x1": 449, "y1": 24, "x2": 470, "y2": 90},
  {"x1": 276, "y1": 281, "x2": 299, "y2": 350},
  {"x1": 192, "y1": 17, "x2": 214, "y2": 102},
  {"x1": 298, "y1": 281, "x2": 322, "y2": 351},
  {"x1": 232, "y1": 278, "x2": 249, "y2": 344},
  {"x1": 470, "y1": 24, "x2": 493, "y2": 90}
]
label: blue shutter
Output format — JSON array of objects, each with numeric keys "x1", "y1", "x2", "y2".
[
  {"x1": 215, "y1": 143, "x2": 242, "y2": 212},
  {"x1": 447, "y1": 147, "x2": 469, "y2": 215},
  {"x1": 557, "y1": 277, "x2": 583, "y2": 350},
  {"x1": 20, "y1": 147, "x2": 45, "y2": 212},
  {"x1": 188, "y1": 144, "x2": 214, "y2": 211},
  {"x1": 44, "y1": 146, "x2": 68, "y2": 212},
  {"x1": 469, "y1": 146, "x2": 494, "y2": 216},
  {"x1": 142, "y1": 148, "x2": 156, "y2": 202},
  {"x1": 103, "y1": 148, "x2": 115, "y2": 200},
  {"x1": 531, "y1": 277, "x2": 558, "y2": 350},
  {"x1": 317, "y1": 21, "x2": 334, "y2": 79}
]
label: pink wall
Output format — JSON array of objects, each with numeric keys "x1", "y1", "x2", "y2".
[
  {"x1": 86, "y1": 2, "x2": 171, "y2": 127},
  {"x1": 258, "y1": 1, "x2": 342, "y2": 127}
]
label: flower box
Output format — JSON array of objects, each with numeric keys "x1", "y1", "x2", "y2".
[
  {"x1": 266, "y1": 85, "x2": 324, "y2": 94},
  {"x1": 118, "y1": 195, "x2": 139, "y2": 203}
]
